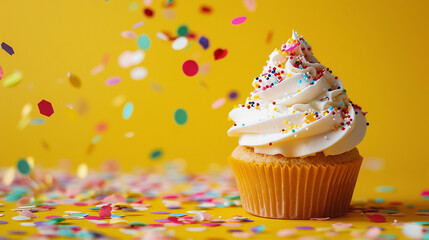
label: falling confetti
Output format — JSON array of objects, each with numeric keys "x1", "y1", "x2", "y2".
[
  {"x1": 143, "y1": 7, "x2": 154, "y2": 17},
  {"x1": 118, "y1": 50, "x2": 145, "y2": 68},
  {"x1": 182, "y1": 60, "x2": 199, "y2": 77},
  {"x1": 200, "y1": 5, "x2": 212, "y2": 14},
  {"x1": 1, "y1": 42, "x2": 14, "y2": 55},
  {"x1": 198, "y1": 36, "x2": 209, "y2": 50},
  {"x1": 174, "y1": 108, "x2": 187, "y2": 125},
  {"x1": 132, "y1": 20, "x2": 146, "y2": 29},
  {"x1": 214, "y1": 48, "x2": 228, "y2": 60},
  {"x1": 266, "y1": 30, "x2": 274, "y2": 44},
  {"x1": 137, "y1": 34, "x2": 151, "y2": 50},
  {"x1": 211, "y1": 98, "x2": 226, "y2": 109},
  {"x1": 231, "y1": 16, "x2": 247, "y2": 25},
  {"x1": 105, "y1": 76, "x2": 122, "y2": 86},
  {"x1": 17, "y1": 159, "x2": 31, "y2": 175},
  {"x1": 243, "y1": 0, "x2": 256, "y2": 11},
  {"x1": 250, "y1": 225, "x2": 265, "y2": 234},
  {"x1": 37, "y1": 99, "x2": 54, "y2": 117},
  {"x1": 129, "y1": 1, "x2": 139, "y2": 11},
  {"x1": 177, "y1": 25, "x2": 189, "y2": 36},
  {"x1": 150, "y1": 149, "x2": 163, "y2": 160},
  {"x1": 123, "y1": 102, "x2": 134, "y2": 120},
  {"x1": 67, "y1": 72, "x2": 81, "y2": 88},
  {"x1": 0, "y1": 65, "x2": 3, "y2": 80},
  {"x1": 228, "y1": 90, "x2": 239, "y2": 100},
  {"x1": 95, "y1": 122, "x2": 108, "y2": 134},
  {"x1": 121, "y1": 31, "x2": 137, "y2": 39},
  {"x1": 77, "y1": 163, "x2": 88, "y2": 179},
  {"x1": 2, "y1": 70, "x2": 22, "y2": 87},
  {"x1": 172, "y1": 37, "x2": 188, "y2": 50},
  {"x1": 130, "y1": 66, "x2": 148, "y2": 80}
]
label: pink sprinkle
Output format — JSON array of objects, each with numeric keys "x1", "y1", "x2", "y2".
[
  {"x1": 73, "y1": 202, "x2": 88, "y2": 206},
  {"x1": 163, "y1": 195, "x2": 178, "y2": 199},
  {"x1": 105, "y1": 77, "x2": 121, "y2": 86},
  {"x1": 285, "y1": 43, "x2": 300, "y2": 52},
  {"x1": 148, "y1": 224, "x2": 164, "y2": 227},
  {"x1": 0, "y1": 65, "x2": 3, "y2": 80},
  {"x1": 164, "y1": 223, "x2": 183, "y2": 227},
  {"x1": 231, "y1": 16, "x2": 247, "y2": 25}
]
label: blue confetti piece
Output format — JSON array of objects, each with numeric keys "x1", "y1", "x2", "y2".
[
  {"x1": 123, "y1": 102, "x2": 134, "y2": 120},
  {"x1": 198, "y1": 36, "x2": 209, "y2": 50}
]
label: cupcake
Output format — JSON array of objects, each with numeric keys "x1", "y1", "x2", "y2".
[{"x1": 227, "y1": 31, "x2": 367, "y2": 219}]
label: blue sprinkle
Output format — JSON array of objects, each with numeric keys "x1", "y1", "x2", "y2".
[
  {"x1": 298, "y1": 80, "x2": 302, "y2": 83},
  {"x1": 339, "y1": 102, "x2": 343, "y2": 106},
  {"x1": 329, "y1": 106, "x2": 334, "y2": 110}
]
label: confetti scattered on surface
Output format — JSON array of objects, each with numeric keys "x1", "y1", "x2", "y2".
[
  {"x1": 182, "y1": 60, "x2": 199, "y2": 76},
  {"x1": 174, "y1": 108, "x2": 187, "y2": 125},
  {"x1": 198, "y1": 36, "x2": 209, "y2": 50},
  {"x1": 17, "y1": 159, "x2": 30, "y2": 175},
  {"x1": 121, "y1": 30, "x2": 137, "y2": 39},
  {"x1": 214, "y1": 48, "x2": 228, "y2": 60},
  {"x1": 243, "y1": 0, "x2": 256, "y2": 11},
  {"x1": 105, "y1": 76, "x2": 121, "y2": 86},
  {"x1": 122, "y1": 102, "x2": 134, "y2": 120},
  {"x1": 99, "y1": 204, "x2": 112, "y2": 218},
  {"x1": 2, "y1": 70, "x2": 22, "y2": 87},
  {"x1": 137, "y1": 34, "x2": 151, "y2": 50},
  {"x1": 250, "y1": 225, "x2": 265, "y2": 233},
  {"x1": 231, "y1": 16, "x2": 247, "y2": 25},
  {"x1": 376, "y1": 186, "x2": 395, "y2": 193},
  {"x1": 67, "y1": 72, "x2": 81, "y2": 88},
  {"x1": 367, "y1": 214, "x2": 387, "y2": 223},
  {"x1": 143, "y1": 7, "x2": 154, "y2": 17},
  {"x1": 130, "y1": 66, "x2": 148, "y2": 80},
  {"x1": 200, "y1": 5, "x2": 212, "y2": 14},
  {"x1": 118, "y1": 50, "x2": 145, "y2": 68},
  {"x1": 1, "y1": 42, "x2": 15, "y2": 55},
  {"x1": 37, "y1": 99, "x2": 54, "y2": 117}
]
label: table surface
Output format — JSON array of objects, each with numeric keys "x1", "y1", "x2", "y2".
[{"x1": 0, "y1": 167, "x2": 428, "y2": 240}]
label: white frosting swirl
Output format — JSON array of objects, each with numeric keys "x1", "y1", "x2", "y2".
[{"x1": 227, "y1": 31, "x2": 367, "y2": 157}]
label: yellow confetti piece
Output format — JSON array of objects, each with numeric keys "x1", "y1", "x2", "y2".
[
  {"x1": 68, "y1": 72, "x2": 81, "y2": 88},
  {"x1": 3, "y1": 70, "x2": 23, "y2": 87},
  {"x1": 77, "y1": 163, "x2": 88, "y2": 179},
  {"x1": 17, "y1": 116, "x2": 31, "y2": 130},
  {"x1": 21, "y1": 103, "x2": 32, "y2": 118},
  {"x1": 27, "y1": 156, "x2": 35, "y2": 168},
  {"x1": 34, "y1": 193, "x2": 48, "y2": 203},
  {"x1": 3, "y1": 167, "x2": 15, "y2": 186},
  {"x1": 112, "y1": 95, "x2": 126, "y2": 107}
]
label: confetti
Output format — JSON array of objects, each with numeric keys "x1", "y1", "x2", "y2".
[
  {"x1": 37, "y1": 99, "x2": 54, "y2": 117},
  {"x1": 130, "y1": 66, "x2": 148, "y2": 80},
  {"x1": 105, "y1": 76, "x2": 121, "y2": 86},
  {"x1": 198, "y1": 36, "x2": 209, "y2": 50},
  {"x1": 12, "y1": 216, "x2": 31, "y2": 221},
  {"x1": 2, "y1": 70, "x2": 23, "y2": 87},
  {"x1": 243, "y1": 0, "x2": 256, "y2": 11},
  {"x1": 228, "y1": 90, "x2": 239, "y2": 100},
  {"x1": 77, "y1": 163, "x2": 88, "y2": 179},
  {"x1": 118, "y1": 50, "x2": 145, "y2": 68},
  {"x1": 376, "y1": 186, "x2": 394, "y2": 193},
  {"x1": 99, "y1": 204, "x2": 112, "y2": 218},
  {"x1": 0, "y1": 65, "x2": 3, "y2": 80},
  {"x1": 31, "y1": 118, "x2": 45, "y2": 125},
  {"x1": 67, "y1": 72, "x2": 81, "y2": 88},
  {"x1": 332, "y1": 222, "x2": 353, "y2": 228},
  {"x1": 129, "y1": 1, "x2": 139, "y2": 11},
  {"x1": 3, "y1": 167, "x2": 15, "y2": 186},
  {"x1": 174, "y1": 108, "x2": 187, "y2": 125},
  {"x1": 124, "y1": 131, "x2": 135, "y2": 138},
  {"x1": 182, "y1": 60, "x2": 198, "y2": 76},
  {"x1": 123, "y1": 102, "x2": 134, "y2": 120},
  {"x1": 367, "y1": 214, "x2": 387, "y2": 223},
  {"x1": 0, "y1": 221, "x2": 7, "y2": 224},
  {"x1": 231, "y1": 16, "x2": 247, "y2": 25},
  {"x1": 211, "y1": 97, "x2": 226, "y2": 109},
  {"x1": 137, "y1": 34, "x2": 151, "y2": 50},
  {"x1": 95, "y1": 122, "x2": 108, "y2": 133},
  {"x1": 121, "y1": 31, "x2": 137, "y2": 39},
  {"x1": 200, "y1": 5, "x2": 212, "y2": 14},
  {"x1": 143, "y1": 7, "x2": 154, "y2": 17},
  {"x1": 177, "y1": 25, "x2": 189, "y2": 36},
  {"x1": 156, "y1": 32, "x2": 170, "y2": 41},
  {"x1": 214, "y1": 48, "x2": 228, "y2": 60},
  {"x1": 132, "y1": 20, "x2": 146, "y2": 29},
  {"x1": 250, "y1": 225, "x2": 265, "y2": 233},
  {"x1": 186, "y1": 227, "x2": 207, "y2": 232},
  {"x1": 296, "y1": 226, "x2": 315, "y2": 230},
  {"x1": 1, "y1": 42, "x2": 14, "y2": 55},
  {"x1": 172, "y1": 37, "x2": 188, "y2": 50},
  {"x1": 17, "y1": 159, "x2": 31, "y2": 175},
  {"x1": 277, "y1": 228, "x2": 297, "y2": 237},
  {"x1": 266, "y1": 30, "x2": 273, "y2": 44},
  {"x1": 150, "y1": 149, "x2": 163, "y2": 160}
]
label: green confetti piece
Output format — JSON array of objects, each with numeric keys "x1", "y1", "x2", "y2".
[
  {"x1": 70, "y1": 213, "x2": 88, "y2": 217},
  {"x1": 137, "y1": 34, "x2": 151, "y2": 50},
  {"x1": 126, "y1": 198, "x2": 138, "y2": 202},
  {"x1": 45, "y1": 217, "x2": 66, "y2": 225},
  {"x1": 413, "y1": 222, "x2": 429, "y2": 225},
  {"x1": 17, "y1": 158, "x2": 30, "y2": 175},
  {"x1": 168, "y1": 213, "x2": 187, "y2": 217},
  {"x1": 375, "y1": 186, "x2": 394, "y2": 193},
  {"x1": 58, "y1": 229, "x2": 76, "y2": 237},
  {"x1": 382, "y1": 209, "x2": 399, "y2": 213},
  {"x1": 177, "y1": 25, "x2": 189, "y2": 36},
  {"x1": 3, "y1": 71, "x2": 22, "y2": 87},
  {"x1": 224, "y1": 195, "x2": 240, "y2": 200},
  {"x1": 174, "y1": 108, "x2": 187, "y2": 125},
  {"x1": 123, "y1": 102, "x2": 134, "y2": 120},
  {"x1": 89, "y1": 207, "x2": 101, "y2": 210},
  {"x1": 130, "y1": 222, "x2": 147, "y2": 226},
  {"x1": 150, "y1": 149, "x2": 163, "y2": 160},
  {"x1": 378, "y1": 234, "x2": 396, "y2": 239}
]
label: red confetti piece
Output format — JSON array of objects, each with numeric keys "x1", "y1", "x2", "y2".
[
  {"x1": 421, "y1": 190, "x2": 429, "y2": 196},
  {"x1": 200, "y1": 5, "x2": 212, "y2": 14},
  {"x1": 231, "y1": 16, "x2": 247, "y2": 25},
  {"x1": 1, "y1": 42, "x2": 14, "y2": 55},
  {"x1": 95, "y1": 122, "x2": 108, "y2": 134},
  {"x1": 214, "y1": 49, "x2": 228, "y2": 60},
  {"x1": 38, "y1": 100, "x2": 54, "y2": 117},
  {"x1": 182, "y1": 60, "x2": 199, "y2": 77},
  {"x1": 367, "y1": 214, "x2": 386, "y2": 223},
  {"x1": 99, "y1": 204, "x2": 112, "y2": 218},
  {"x1": 143, "y1": 8, "x2": 154, "y2": 17}
]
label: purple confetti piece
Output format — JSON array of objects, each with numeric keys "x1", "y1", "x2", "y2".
[
  {"x1": 154, "y1": 219, "x2": 170, "y2": 223},
  {"x1": 105, "y1": 76, "x2": 121, "y2": 86},
  {"x1": 295, "y1": 226, "x2": 315, "y2": 230},
  {"x1": 198, "y1": 36, "x2": 209, "y2": 50},
  {"x1": 228, "y1": 229, "x2": 243, "y2": 233},
  {"x1": 1, "y1": 42, "x2": 14, "y2": 55},
  {"x1": 166, "y1": 206, "x2": 182, "y2": 209},
  {"x1": 122, "y1": 208, "x2": 137, "y2": 211},
  {"x1": 0, "y1": 221, "x2": 8, "y2": 224},
  {"x1": 8, "y1": 231, "x2": 26, "y2": 235},
  {"x1": 151, "y1": 211, "x2": 169, "y2": 214},
  {"x1": 132, "y1": 21, "x2": 146, "y2": 29}
]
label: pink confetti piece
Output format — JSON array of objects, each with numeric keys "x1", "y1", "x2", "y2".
[
  {"x1": 105, "y1": 77, "x2": 121, "y2": 86},
  {"x1": 231, "y1": 16, "x2": 247, "y2": 25},
  {"x1": 201, "y1": 223, "x2": 221, "y2": 227},
  {"x1": 99, "y1": 204, "x2": 112, "y2": 218},
  {"x1": 367, "y1": 214, "x2": 386, "y2": 223},
  {"x1": 121, "y1": 31, "x2": 137, "y2": 39},
  {"x1": 0, "y1": 65, "x2": 3, "y2": 80},
  {"x1": 19, "y1": 210, "x2": 37, "y2": 218},
  {"x1": 45, "y1": 215, "x2": 62, "y2": 219},
  {"x1": 365, "y1": 227, "x2": 382, "y2": 238},
  {"x1": 332, "y1": 222, "x2": 353, "y2": 228},
  {"x1": 277, "y1": 228, "x2": 297, "y2": 237},
  {"x1": 420, "y1": 190, "x2": 429, "y2": 196},
  {"x1": 232, "y1": 232, "x2": 254, "y2": 238},
  {"x1": 243, "y1": 0, "x2": 256, "y2": 11},
  {"x1": 325, "y1": 231, "x2": 339, "y2": 237},
  {"x1": 85, "y1": 216, "x2": 104, "y2": 220},
  {"x1": 164, "y1": 222, "x2": 183, "y2": 227},
  {"x1": 182, "y1": 60, "x2": 199, "y2": 77},
  {"x1": 132, "y1": 21, "x2": 146, "y2": 29},
  {"x1": 211, "y1": 97, "x2": 226, "y2": 109},
  {"x1": 222, "y1": 223, "x2": 242, "y2": 227},
  {"x1": 90, "y1": 64, "x2": 105, "y2": 75},
  {"x1": 17, "y1": 197, "x2": 31, "y2": 207}
]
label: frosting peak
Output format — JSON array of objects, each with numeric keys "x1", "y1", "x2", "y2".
[{"x1": 227, "y1": 30, "x2": 367, "y2": 157}]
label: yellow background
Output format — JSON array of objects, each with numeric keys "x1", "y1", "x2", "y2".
[{"x1": 0, "y1": 0, "x2": 428, "y2": 201}]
